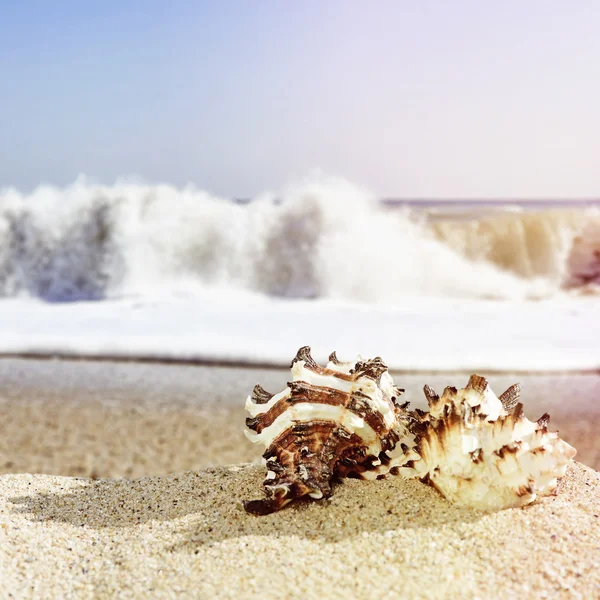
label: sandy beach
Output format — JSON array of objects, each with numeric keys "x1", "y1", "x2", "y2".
[
  {"x1": 2, "y1": 462, "x2": 599, "y2": 599},
  {"x1": 4, "y1": 2, "x2": 600, "y2": 597},
  {"x1": 1, "y1": 358, "x2": 600, "y2": 598}
]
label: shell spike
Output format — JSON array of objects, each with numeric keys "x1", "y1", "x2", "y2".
[
  {"x1": 245, "y1": 416, "x2": 261, "y2": 431},
  {"x1": 511, "y1": 402, "x2": 525, "y2": 420},
  {"x1": 536, "y1": 413, "x2": 550, "y2": 428},
  {"x1": 251, "y1": 384, "x2": 274, "y2": 405},
  {"x1": 423, "y1": 385, "x2": 439, "y2": 407},
  {"x1": 291, "y1": 345, "x2": 318, "y2": 369},
  {"x1": 466, "y1": 374, "x2": 488, "y2": 394},
  {"x1": 498, "y1": 383, "x2": 521, "y2": 411},
  {"x1": 328, "y1": 351, "x2": 341, "y2": 365},
  {"x1": 353, "y1": 357, "x2": 388, "y2": 382}
]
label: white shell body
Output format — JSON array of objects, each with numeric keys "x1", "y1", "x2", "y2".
[{"x1": 404, "y1": 375, "x2": 577, "y2": 510}]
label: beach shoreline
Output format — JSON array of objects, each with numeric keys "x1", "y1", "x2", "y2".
[
  {"x1": 1, "y1": 358, "x2": 599, "y2": 478},
  {"x1": 1, "y1": 352, "x2": 599, "y2": 375}
]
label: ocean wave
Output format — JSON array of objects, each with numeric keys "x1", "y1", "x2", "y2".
[{"x1": 0, "y1": 175, "x2": 598, "y2": 302}]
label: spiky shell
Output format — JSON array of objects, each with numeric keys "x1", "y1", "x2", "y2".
[
  {"x1": 404, "y1": 375, "x2": 577, "y2": 510},
  {"x1": 243, "y1": 346, "x2": 415, "y2": 514}
]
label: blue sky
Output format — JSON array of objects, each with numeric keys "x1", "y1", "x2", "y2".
[{"x1": 1, "y1": 1, "x2": 599, "y2": 197}]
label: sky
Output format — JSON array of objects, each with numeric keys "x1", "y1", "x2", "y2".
[{"x1": 1, "y1": 1, "x2": 599, "y2": 198}]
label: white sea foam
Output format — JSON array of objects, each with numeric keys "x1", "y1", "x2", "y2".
[
  {"x1": 2, "y1": 174, "x2": 597, "y2": 303},
  {"x1": 0, "y1": 294, "x2": 598, "y2": 370}
]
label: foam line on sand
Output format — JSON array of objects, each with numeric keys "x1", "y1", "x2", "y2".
[
  {"x1": 1, "y1": 462, "x2": 599, "y2": 599},
  {"x1": 1, "y1": 295, "x2": 599, "y2": 372}
]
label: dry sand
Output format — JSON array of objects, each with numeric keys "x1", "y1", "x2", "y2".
[{"x1": 1, "y1": 462, "x2": 599, "y2": 599}]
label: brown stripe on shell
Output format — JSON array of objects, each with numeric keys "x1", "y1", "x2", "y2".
[
  {"x1": 249, "y1": 382, "x2": 349, "y2": 433},
  {"x1": 321, "y1": 369, "x2": 355, "y2": 381},
  {"x1": 529, "y1": 445, "x2": 550, "y2": 456},
  {"x1": 516, "y1": 480, "x2": 535, "y2": 497},
  {"x1": 511, "y1": 402, "x2": 525, "y2": 420},
  {"x1": 248, "y1": 381, "x2": 391, "y2": 437},
  {"x1": 264, "y1": 420, "x2": 366, "y2": 466},
  {"x1": 494, "y1": 441, "x2": 522, "y2": 459},
  {"x1": 346, "y1": 390, "x2": 392, "y2": 438}
]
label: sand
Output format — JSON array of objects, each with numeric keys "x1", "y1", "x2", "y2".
[
  {"x1": 1, "y1": 462, "x2": 599, "y2": 599},
  {"x1": 1, "y1": 359, "x2": 600, "y2": 598},
  {"x1": 1, "y1": 359, "x2": 599, "y2": 477}
]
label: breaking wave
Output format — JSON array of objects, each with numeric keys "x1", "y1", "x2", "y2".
[{"x1": 0, "y1": 175, "x2": 598, "y2": 302}]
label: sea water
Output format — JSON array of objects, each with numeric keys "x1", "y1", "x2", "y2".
[{"x1": 0, "y1": 175, "x2": 598, "y2": 369}]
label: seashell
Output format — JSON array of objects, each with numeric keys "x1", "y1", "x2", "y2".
[
  {"x1": 404, "y1": 375, "x2": 577, "y2": 510},
  {"x1": 243, "y1": 346, "x2": 416, "y2": 515}
]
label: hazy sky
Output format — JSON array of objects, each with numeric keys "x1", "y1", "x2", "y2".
[{"x1": 1, "y1": 1, "x2": 599, "y2": 197}]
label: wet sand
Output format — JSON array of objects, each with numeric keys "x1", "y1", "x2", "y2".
[{"x1": 0, "y1": 359, "x2": 598, "y2": 477}]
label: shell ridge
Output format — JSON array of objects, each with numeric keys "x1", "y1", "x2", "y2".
[
  {"x1": 244, "y1": 347, "x2": 413, "y2": 513},
  {"x1": 412, "y1": 376, "x2": 576, "y2": 511}
]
